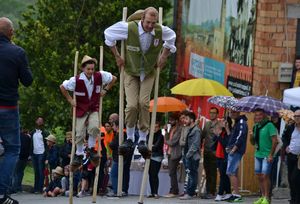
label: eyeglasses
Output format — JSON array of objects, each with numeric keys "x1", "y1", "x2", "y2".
[
  {"x1": 294, "y1": 115, "x2": 300, "y2": 118},
  {"x1": 209, "y1": 112, "x2": 218, "y2": 114}
]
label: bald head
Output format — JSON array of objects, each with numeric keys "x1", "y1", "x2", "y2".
[
  {"x1": 109, "y1": 113, "x2": 119, "y2": 124},
  {"x1": 143, "y1": 7, "x2": 158, "y2": 19},
  {"x1": 0, "y1": 17, "x2": 14, "y2": 39},
  {"x1": 144, "y1": 7, "x2": 158, "y2": 18}
]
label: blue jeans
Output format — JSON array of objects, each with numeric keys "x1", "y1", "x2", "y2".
[
  {"x1": 32, "y1": 153, "x2": 45, "y2": 192},
  {"x1": 0, "y1": 108, "x2": 20, "y2": 195},
  {"x1": 11, "y1": 159, "x2": 27, "y2": 192},
  {"x1": 186, "y1": 159, "x2": 199, "y2": 196},
  {"x1": 255, "y1": 157, "x2": 272, "y2": 175},
  {"x1": 110, "y1": 161, "x2": 118, "y2": 194},
  {"x1": 226, "y1": 152, "x2": 242, "y2": 175}
]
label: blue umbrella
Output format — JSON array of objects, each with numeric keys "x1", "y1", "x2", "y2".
[{"x1": 234, "y1": 96, "x2": 288, "y2": 116}]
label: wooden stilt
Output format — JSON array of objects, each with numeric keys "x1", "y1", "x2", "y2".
[
  {"x1": 137, "y1": 7, "x2": 163, "y2": 204},
  {"x1": 69, "y1": 51, "x2": 79, "y2": 204},
  {"x1": 117, "y1": 7, "x2": 127, "y2": 197},
  {"x1": 92, "y1": 46, "x2": 104, "y2": 203}
]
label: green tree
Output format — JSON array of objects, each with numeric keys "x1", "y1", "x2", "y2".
[
  {"x1": 0, "y1": 0, "x2": 36, "y2": 27},
  {"x1": 16, "y1": 0, "x2": 173, "y2": 131}
]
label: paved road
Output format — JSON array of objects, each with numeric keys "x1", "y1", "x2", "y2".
[{"x1": 12, "y1": 193, "x2": 289, "y2": 204}]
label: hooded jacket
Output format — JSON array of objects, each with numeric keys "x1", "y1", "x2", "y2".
[{"x1": 227, "y1": 115, "x2": 248, "y2": 155}]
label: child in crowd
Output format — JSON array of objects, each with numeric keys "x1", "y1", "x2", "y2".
[
  {"x1": 60, "y1": 131, "x2": 72, "y2": 168},
  {"x1": 61, "y1": 165, "x2": 70, "y2": 196},
  {"x1": 45, "y1": 134, "x2": 59, "y2": 181},
  {"x1": 43, "y1": 166, "x2": 64, "y2": 197},
  {"x1": 77, "y1": 150, "x2": 95, "y2": 198},
  {"x1": 61, "y1": 165, "x2": 81, "y2": 196}
]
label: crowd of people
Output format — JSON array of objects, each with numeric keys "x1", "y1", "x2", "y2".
[{"x1": 2, "y1": 107, "x2": 299, "y2": 204}]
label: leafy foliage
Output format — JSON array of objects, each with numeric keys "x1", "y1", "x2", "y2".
[
  {"x1": 50, "y1": 126, "x2": 65, "y2": 146},
  {"x1": 16, "y1": 0, "x2": 172, "y2": 131},
  {"x1": 0, "y1": 0, "x2": 36, "y2": 27}
]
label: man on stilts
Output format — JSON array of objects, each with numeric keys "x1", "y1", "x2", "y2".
[
  {"x1": 104, "y1": 7, "x2": 176, "y2": 158},
  {"x1": 60, "y1": 55, "x2": 117, "y2": 171}
]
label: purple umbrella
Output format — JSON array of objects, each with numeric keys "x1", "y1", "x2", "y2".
[{"x1": 234, "y1": 96, "x2": 288, "y2": 116}]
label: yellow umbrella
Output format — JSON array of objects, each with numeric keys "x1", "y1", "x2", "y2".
[{"x1": 171, "y1": 78, "x2": 233, "y2": 96}]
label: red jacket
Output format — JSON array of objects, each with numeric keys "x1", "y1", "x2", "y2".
[{"x1": 75, "y1": 72, "x2": 102, "y2": 117}]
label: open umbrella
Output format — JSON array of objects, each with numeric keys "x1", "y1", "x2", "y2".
[
  {"x1": 277, "y1": 109, "x2": 295, "y2": 122},
  {"x1": 234, "y1": 96, "x2": 288, "y2": 116},
  {"x1": 207, "y1": 96, "x2": 238, "y2": 110},
  {"x1": 149, "y1": 96, "x2": 187, "y2": 113},
  {"x1": 171, "y1": 78, "x2": 233, "y2": 96}
]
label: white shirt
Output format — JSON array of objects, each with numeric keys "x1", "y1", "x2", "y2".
[
  {"x1": 288, "y1": 127, "x2": 300, "y2": 155},
  {"x1": 105, "y1": 21, "x2": 176, "y2": 81},
  {"x1": 104, "y1": 21, "x2": 176, "y2": 53},
  {"x1": 62, "y1": 71, "x2": 113, "y2": 99},
  {"x1": 33, "y1": 129, "x2": 45, "y2": 154}
]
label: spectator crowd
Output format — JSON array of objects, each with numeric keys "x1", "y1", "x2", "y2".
[{"x1": 5, "y1": 107, "x2": 300, "y2": 204}]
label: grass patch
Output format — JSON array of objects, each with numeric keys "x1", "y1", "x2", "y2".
[{"x1": 23, "y1": 163, "x2": 34, "y2": 186}]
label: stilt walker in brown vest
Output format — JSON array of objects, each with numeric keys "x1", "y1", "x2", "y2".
[
  {"x1": 104, "y1": 7, "x2": 176, "y2": 159},
  {"x1": 60, "y1": 55, "x2": 117, "y2": 171}
]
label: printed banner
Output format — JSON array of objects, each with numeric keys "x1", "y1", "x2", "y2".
[
  {"x1": 204, "y1": 57, "x2": 225, "y2": 84},
  {"x1": 189, "y1": 53, "x2": 204, "y2": 78},
  {"x1": 226, "y1": 62, "x2": 253, "y2": 98}
]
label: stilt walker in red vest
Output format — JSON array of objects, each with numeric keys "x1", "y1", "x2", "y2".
[
  {"x1": 60, "y1": 55, "x2": 117, "y2": 171},
  {"x1": 104, "y1": 7, "x2": 176, "y2": 159}
]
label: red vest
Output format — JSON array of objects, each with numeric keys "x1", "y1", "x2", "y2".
[{"x1": 75, "y1": 72, "x2": 102, "y2": 117}]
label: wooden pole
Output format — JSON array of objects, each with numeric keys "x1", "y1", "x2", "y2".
[
  {"x1": 92, "y1": 46, "x2": 104, "y2": 203},
  {"x1": 117, "y1": 7, "x2": 127, "y2": 197},
  {"x1": 137, "y1": 7, "x2": 163, "y2": 204},
  {"x1": 69, "y1": 51, "x2": 79, "y2": 204}
]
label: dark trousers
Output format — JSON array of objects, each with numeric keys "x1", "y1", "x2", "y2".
[
  {"x1": 168, "y1": 157, "x2": 180, "y2": 194},
  {"x1": 11, "y1": 159, "x2": 27, "y2": 192},
  {"x1": 148, "y1": 159, "x2": 162, "y2": 195},
  {"x1": 32, "y1": 153, "x2": 45, "y2": 192},
  {"x1": 270, "y1": 155, "x2": 280, "y2": 195},
  {"x1": 182, "y1": 157, "x2": 188, "y2": 193},
  {"x1": 168, "y1": 157, "x2": 180, "y2": 195},
  {"x1": 122, "y1": 153, "x2": 133, "y2": 194},
  {"x1": 287, "y1": 153, "x2": 300, "y2": 203},
  {"x1": 216, "y1": 158, "x2": 231, "y2": 195},
  {"x1": 204, "y1": 151, "x2": 217, "y2": 195},
  {"x1": 97, "y1": 156, "x2": 107, "y2": 193},
  {"x1": 186, "y1": 159, "x2": 199, "y2": 196}
]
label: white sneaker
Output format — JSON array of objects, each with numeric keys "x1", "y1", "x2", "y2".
[
  {"x1": 77, "y1": 190, "x2": 87, "y2": 198},
  {"x1": 215, "y1": 194, "x2": 222, "y2": 201},
  {"x1": 221, "y1": 194, "x2": 233, "y2": 201},
  {"x1": 179, "y1": 194, "x2": 192, "y2": 200}
]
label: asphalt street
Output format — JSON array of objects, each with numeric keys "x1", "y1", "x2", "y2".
[{"x1": 12, "y1": 193, "x2": 289, "y2": 204}]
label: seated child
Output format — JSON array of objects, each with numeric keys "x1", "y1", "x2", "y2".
[
  {"x1": 61, "y1": 165, "x2": 81, "y2": 196},
  {"x1": 43, "y1": 166, "x2": 64, "y2": 197}
]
